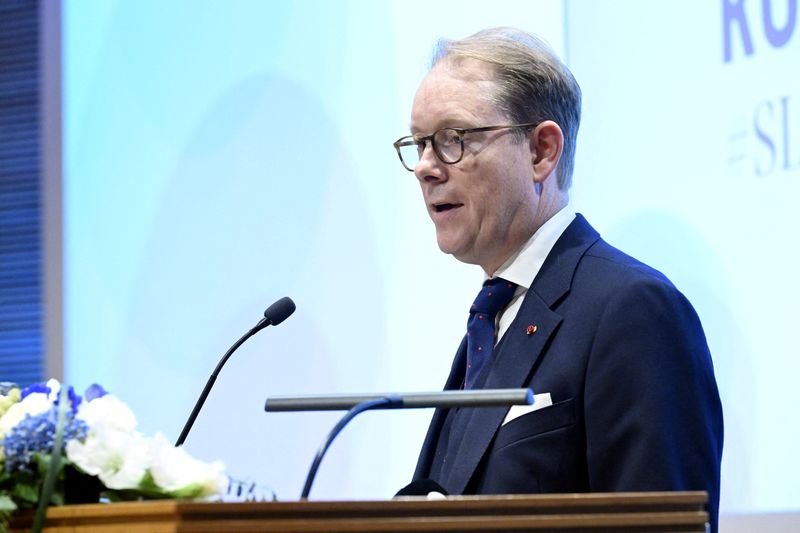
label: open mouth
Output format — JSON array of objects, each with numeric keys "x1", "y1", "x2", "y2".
[{"x1": 433, "y1": 202, "x2": 464, "y2": 213}]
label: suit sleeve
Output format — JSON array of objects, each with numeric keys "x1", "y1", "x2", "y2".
[{"x1": 583, "y1": 275, "x2": 723, "y2": 528}]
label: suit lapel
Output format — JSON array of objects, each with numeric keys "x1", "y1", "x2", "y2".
[
  {"x1": 443, "y1": 214, "x2": 601, "y2": 494},
  {"x1": 444, "y1": 294, "x2": 561, "y2": 493},
  {"x1": 413, "y1": 336, "x2": 468, "y2": 480}
]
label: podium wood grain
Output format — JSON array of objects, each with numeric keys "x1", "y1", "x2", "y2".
[{"x1": 10, "y1": 491, "x2": 709, "y2": 532}]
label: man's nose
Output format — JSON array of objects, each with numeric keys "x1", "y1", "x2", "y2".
[{"x1": 414, "y1": 143, "x2": 446, "y2": 183}]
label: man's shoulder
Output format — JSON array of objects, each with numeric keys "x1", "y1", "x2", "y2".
[
  {"x1": 582, "y1": 238, "x2": 673, "y2": 287},
  {"x1": 558, "y1": 234, "x2": 707, "y2": 350},
  {"x1": 557, "y1": 214, "x2": 674, "y2": 289},
  {"x1": 533, "y1": 214, "x2": 681, "y2": 305},
  {"x1": 562, "y1": 236, "x2": 691, "y2": 314}
]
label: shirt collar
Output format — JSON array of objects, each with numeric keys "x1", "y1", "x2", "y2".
[{"x1": 490, "y1": 204, "x2": 576, "y2": 289}]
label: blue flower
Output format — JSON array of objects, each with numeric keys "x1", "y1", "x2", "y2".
[
  {"x1": 84, "y1": 384, "x2": 107, "y2": 402},
  {"x1": 65, "y1": 386, "x2": 82, "y2": 412},
  {"x1": 19, "y1": 381, "x2": 82, "y2": 413},
  {"x1": 2, "y1": 407, "x2": 88, "y2": 473},
  {"x1": 20, "y1": 382, "x2": 51, "y2": 400}
]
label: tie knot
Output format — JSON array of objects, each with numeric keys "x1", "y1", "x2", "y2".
[{"x1": 470, "y1": 278, "x2": 517, "y2": 318}]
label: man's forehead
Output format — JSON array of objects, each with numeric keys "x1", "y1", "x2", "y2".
[
  {"x1": 418, "y1": 59, "x2": 498, "y2": 96},
  {"x1": 410, "y1": 60, "x2": 500, "y2": 132}
]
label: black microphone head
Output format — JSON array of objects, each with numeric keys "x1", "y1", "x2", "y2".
[{"x1": 264, "y1": 296, "x2": 296, "y2": 326}]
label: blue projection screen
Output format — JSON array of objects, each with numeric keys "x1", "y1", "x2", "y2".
[{"x1": 62, "y1": 0, "x2": 798, "y2": 518}]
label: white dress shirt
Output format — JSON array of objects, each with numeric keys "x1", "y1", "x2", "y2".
[{"x1": 489, "y1": 205, "x2": 576, "y2": 342}]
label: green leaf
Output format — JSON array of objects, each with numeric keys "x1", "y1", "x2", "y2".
[
  {"x1": 11, "y1": 482, "x2": 39, "y2": 505},
  {"x1": 29, "y1": 454, "x2": 68, "y2": 506},
  {"x1": 0, "y1": 494, "x2": 16, "y2": 512},
  {"x1": 32, "y1": 387, "x2": 69, "y2": 533},
  {"x1": 2, "y1": 510, "x2": 14, "y2": 533},
  {"x1": 33, "y1": 453, "x2": 51, "y2": 476},
  {"x1": 0, "y1": 494, "x2": 15, "y2": 533},
  {"x1": 33, "y1": 453, "x2": 67, "y2": 482},
  {"x1": 102, "y1": 488, "x2": 173, "y2": 502},
  {"x1": 168, "y1": 483, "x2": 204, "y2": 499},
  {"x1": 138, "y1": 471, "x2": 159, "y2": 493}
]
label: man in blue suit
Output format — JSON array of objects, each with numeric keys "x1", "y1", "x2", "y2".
[{"x1": 392, "y1": 28, "x2": 723, "y2": 531}]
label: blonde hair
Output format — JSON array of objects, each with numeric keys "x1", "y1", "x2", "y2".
[{"x1": 431, "y1": 27, "x2": 582, "y2": 189}]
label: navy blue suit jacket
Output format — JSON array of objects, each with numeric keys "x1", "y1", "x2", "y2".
[{"x1": 413, "y1": 214, "x2": 723, "y2": 530}]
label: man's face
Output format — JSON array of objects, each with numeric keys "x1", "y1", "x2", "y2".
[{"x1": 410, "y1": 60, "x2": 539, "y2": 274}]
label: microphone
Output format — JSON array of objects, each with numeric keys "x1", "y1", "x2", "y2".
[
  {"x1": 265, "y1": 388, "x2": 534, "y2": 412},
  {"x1": 175, "y1": 297, "x2": 296, "y2": 447},
  {"x1": 252, "y1": 296, "x2": 296, "y2": 332},
  {"x1": 264, "y1": 389, "x2": 533, "y2": 498}
]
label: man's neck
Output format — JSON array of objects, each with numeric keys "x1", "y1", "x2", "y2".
[{"x1": 483, "y1": 191, "x2": 569, "y2": 276}]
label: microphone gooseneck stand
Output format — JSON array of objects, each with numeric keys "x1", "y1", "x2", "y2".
[
  {"x1": 265, "y1": 389, "x2": 534, "y2": 499},
  {"x1": 301, "y1": 396, "x2": 401, "y2": 499},
  {"x1": 175, "y1": 297, "x2": 296, "y2": 447}
]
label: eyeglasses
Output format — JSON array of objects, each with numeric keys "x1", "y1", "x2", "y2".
[{"x1": 392, "y1": 122, "x2": 539, "y2": 172}]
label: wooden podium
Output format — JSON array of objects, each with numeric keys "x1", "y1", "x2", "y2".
[{"x1": 11, "y1": 491, "x2": 708, "y2": 532}]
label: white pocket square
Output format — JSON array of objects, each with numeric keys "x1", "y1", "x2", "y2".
[{"x1": 502, "y1": 392, "x2": 552, "y2": 426}]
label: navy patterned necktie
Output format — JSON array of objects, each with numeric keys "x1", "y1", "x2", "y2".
[{"x1": 465, "y1": 277, "x2": 518, "y2": 389}]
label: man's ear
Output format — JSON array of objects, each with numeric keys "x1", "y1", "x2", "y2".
[{"x1": 529, "y1": 120, "x2": 563, "y2": 184}]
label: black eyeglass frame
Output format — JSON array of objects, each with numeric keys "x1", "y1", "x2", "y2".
[{"x1": 392, "y1": 122, "x2": 540, "y2": 172}]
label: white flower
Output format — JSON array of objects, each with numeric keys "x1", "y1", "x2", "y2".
[
  {"x1": 66, "y1": 393, "x2": 145, "y2": 489},
  {"x1": 75, "y1": 394, "x2": 137, "y2": 432},
  {"x1": 0, "y1": 379, "x2": 63, "y2": 439},
  {"x1": 0, "y1": 391, "x2": 53, "y2": 438},
  {"x1": 44, "y1": 378, "x2": 62, "y2": 402},
  {"x1": 1, "y1": 380, "x2": 228, "y2": 500},
  {"x1": 66, "y1": 426, "x2": 149, "y2": 490},
  {"x1": 148, "y1": 433, "x2": 228, "y2": 496}
]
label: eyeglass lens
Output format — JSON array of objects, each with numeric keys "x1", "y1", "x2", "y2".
[{"x1": 398, "y1": 128, "x2": 464, "y2": 170}]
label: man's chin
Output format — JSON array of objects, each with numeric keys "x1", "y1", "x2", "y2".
[
  {"x1": 435, "y1": 235, "x2": 461, "y2": 257},
  {"x1": 436, "y1": 239, "x2": 475, "y2": 265}
]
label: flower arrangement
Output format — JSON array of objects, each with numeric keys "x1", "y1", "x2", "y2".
[{"x1": 0, "y1": 379, "x2": 228, "y2": 532}]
